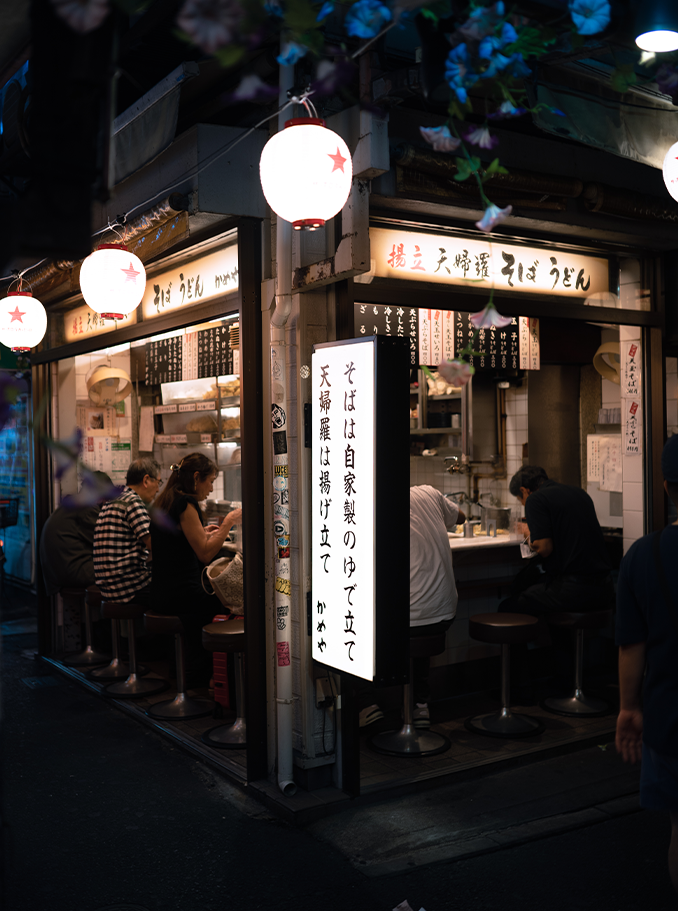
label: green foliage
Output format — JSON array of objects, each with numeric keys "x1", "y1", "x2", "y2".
[
  {"x1": 484, "y1": 158, "x2": 508, "y2": 177},
  {"x1": 214, "y1": 45, "x2": 247, "y2": 68},
  {"x1": 610, "y1": 63, "x2": 637, "y2": 94},
  {"x1": 504, "y1": 26, "x2": 557, "y2": 60},
  {"x1": 286, "y1": 0, "x2": 323, "y2": 35},
  {"x1": 454, "y1": 155, "x2": 481, "y2": 181}
]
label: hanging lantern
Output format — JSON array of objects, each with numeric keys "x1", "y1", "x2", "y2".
[
  {"x1": 79, "y1": 243, "x2": 146, "y2": 320},
  {"x1": 663, "y1": 141, "x2": 678, "y2": 202},
  {"x1": 259, "y1": 118, "x2": 353, "y2": 230},
  {"x1": 0, "y1": 291, "x2": 47, "y2": 352}
]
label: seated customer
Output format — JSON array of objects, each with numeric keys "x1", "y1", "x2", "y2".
[
  {"x1": 360, "y1": 485, "x2": 464, "y2": 730},
  {"x1": 500, "y1": 465, "x2": 614, "y2": 616},
  {"x1": 93, "y1": 457, "x2": 162, "y2": 606},
  {"x1": 39, "y1": 471, "x2": 112, "y2": 596},
  {"x1": 151, "y1": 453, "x2": 242, "y2": 688}
]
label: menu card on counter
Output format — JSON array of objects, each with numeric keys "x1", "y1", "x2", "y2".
[{"x1": 354, "y1": 304, "x2": 534, "y2": 372}]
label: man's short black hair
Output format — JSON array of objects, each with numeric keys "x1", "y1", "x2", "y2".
[
  {"x1": 126, "y1": 457, "x2": 161, "y2": 486},
  {"x1": 509, "y1": 465, "x2": 549, "y2": 497}
]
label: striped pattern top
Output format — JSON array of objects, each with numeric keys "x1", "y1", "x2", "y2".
[{"x1": 93, "y1": 487, "x2": 151, "y2": 602}]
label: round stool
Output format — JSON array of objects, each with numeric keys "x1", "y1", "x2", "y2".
[
  {"x1": 144, "y1": 612, "x2": 214, "y2": 721},
  {"x1": 86, "y1": 586, "x2": 138, "y2": 681},
  {"x1": 541, "y1": 609, "x2": 613, "y2": 716},
  {"x1": 466, "y1": 613, "x2": 544, "y2": 738},
  {"x1": 369, "y1": 633, "x2": 451, "y2": 757},
  {"x1": 101, "y1": 601, "x2": 166, "y2": 698},
  {"x1": 200, "y1": 618, "x2": 246, "y2": 748},
  {"x1": 62, "y1": 586, "x2": 111, "y2": 668}
]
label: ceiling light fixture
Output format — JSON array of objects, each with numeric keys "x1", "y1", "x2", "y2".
[{"x1": 635, "y1": 1, "x2": 678, "y2": 52}]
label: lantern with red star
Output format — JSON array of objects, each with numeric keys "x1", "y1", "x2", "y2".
[
  {"x1": 79, "y1": 243, "x2": 146, "y2": 320},
  {"x1": 259, "y1": 118, "x2": 353, "y2": 230},
  {"x1": 0, "y1": 291, "x2": 47, "y2": 352},
  {"x1": 663, "y1": 142, "x2": 678, "y2": 202}
]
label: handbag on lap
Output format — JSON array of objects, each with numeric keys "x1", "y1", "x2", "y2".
[{"x1": 201, "y1": 553, "x2": 244, "y2": 614}]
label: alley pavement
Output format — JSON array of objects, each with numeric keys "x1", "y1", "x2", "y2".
[{"x1": 2, "y1": 584, "x2": 676, "y2": 911}]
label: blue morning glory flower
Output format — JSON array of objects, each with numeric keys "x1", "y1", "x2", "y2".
[
  {"x1": 445, "y1": 43, "x2": 478, "y2": 104},
  {"x1": 316, "y1": 1, "x2": 334, "y2": 21},
  {"x1": 276, "y1": 40, "x2": 307, "y2": 66},
  {"x1": 569, "y1": 0, "x2": 610, "y2": 36},
  {"x1": 265, "y1": 0, "x2": 284, "y2": 17},
  {"x1": 344, "y1": 0, "x2": 392, "y2": 39}
]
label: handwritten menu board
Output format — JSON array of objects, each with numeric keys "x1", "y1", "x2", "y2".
[
  {"x1": 197, "y1": 325, "x2": 233, "y2": 378},
  {"x1": 145, "y1": 337, "x2": 183, "y2": 384},
  {"x1": 354, "y1": 304, "x2": 534, "y2": 371},
  {"x1": 144, "y1": 324, "x2": 235, "y2": 384}
]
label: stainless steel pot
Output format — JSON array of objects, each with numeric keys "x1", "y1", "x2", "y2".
[{"x1": 480, "y1": 505, "x2": 512, "y2": 534}]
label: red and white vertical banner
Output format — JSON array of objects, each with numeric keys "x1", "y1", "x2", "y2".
[{"x1": 529, "y1": 318, "x2": 540, "y2": 370}]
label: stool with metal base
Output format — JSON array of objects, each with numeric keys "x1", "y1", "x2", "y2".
[
  {"x1": 200, "y1": 618, "x2": 246, "y2": 748},
  {"x1": 370, "y1": 633, "x2": 450, "y2": 757},
  {"x1": 101, "y1": 601, "x2": 166, "y2": 698},
  {"x1": 143, "y1": 611, "x2": 214, "y2": 720},
  {"x1": 466, "y1": 613, "x2": 544, "y2": 738},
  {"x1": 85, "y1": 586, "x2": 138, "y2": 682},
  {"x1": 62, "y1": 586, "x2": 111, "y2": 669},
  {"x1": 541, "y1": 609, "x2": 613, "y2": 717}
]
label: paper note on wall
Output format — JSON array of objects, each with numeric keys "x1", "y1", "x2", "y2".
[
  {"x1": 599, "y1": 436, "x2": 622, "y2": 492},
  {"x1": 139, "y1": 406, "x2": 154, "y2": 452},
  {"x1": 588, "y1": 434, "x2": 623, "y2": 492},
  {"x1": 587, "y1": 436, "x2": 600, "y2": 482}
]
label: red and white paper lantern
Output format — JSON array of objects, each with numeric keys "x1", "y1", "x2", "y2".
[
  {"x1": 259, "y1": 118, "x2": 353, "y2": 230},
  {"x1": 663, "y1": 141, "x2": 678, "y2": 203},
  {"x1": 79, "y1": 243, "x2": 146, "y2": 320},
  {"x1": 0, "y1": 291, "x2": 47, "y2": 352}
]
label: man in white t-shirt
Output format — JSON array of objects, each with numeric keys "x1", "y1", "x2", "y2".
[{"x1": 360, "y1": 485, "x2": 464, "y2": 731}]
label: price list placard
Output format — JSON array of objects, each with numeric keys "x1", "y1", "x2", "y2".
[
  {"x1": 145, "y1": 337, "x2": 183, "y2": 384},
  {"x1": 197, "y1": 325, "x2": 233, "y2": 378},
  {"x1": 354, "y1": 304, "x2": 534, "y2": 372}
]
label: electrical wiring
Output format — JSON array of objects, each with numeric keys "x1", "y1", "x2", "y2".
[{"x1": 0, "y1": 89, "x2": 317, "y2": 287}]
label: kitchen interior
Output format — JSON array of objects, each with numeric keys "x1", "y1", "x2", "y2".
[{"x1": 406, "y1": 268, "x2": 648, "y2": 699}]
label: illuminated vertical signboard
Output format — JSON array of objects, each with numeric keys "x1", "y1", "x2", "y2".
[{"x1": 311, "y1": 336, "x2": 409, "y2": 684}]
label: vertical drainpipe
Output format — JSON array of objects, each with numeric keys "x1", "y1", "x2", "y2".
[{"x1": 271, "y1": 59, "x2": 297, "y2": 796}]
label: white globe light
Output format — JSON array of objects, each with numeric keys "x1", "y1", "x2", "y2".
[
  {"x1": 259, "y1": 118, "x2": 353, "y2": 230},
  {"x1": 663, "y1": 141, "x2": 678, "y2": 202},
  {"x1": 79, "y1": 243, "x2": 146, "y2": 319},
  {"x1": 0, "y1": 291, "x2": 47, "y2": 352}
]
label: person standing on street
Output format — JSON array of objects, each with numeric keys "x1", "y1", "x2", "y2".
[{"x1": 616, "y1": 434, "x2": 678, "y2": 895}]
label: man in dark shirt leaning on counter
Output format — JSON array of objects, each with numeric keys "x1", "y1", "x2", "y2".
[{"x1": 500, "y1": 465, "x2": 615, "y2": 617}]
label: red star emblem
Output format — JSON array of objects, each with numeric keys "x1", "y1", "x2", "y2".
[
  {"x1": 328, "y1": 148, "x2": 347, "y2": 173},
  {"x1": 8, "y1": 306, "x2": 25, "y2": 323},
  {"x1": 121, "y1": 262, "x2": 140, "y2": 283}
]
